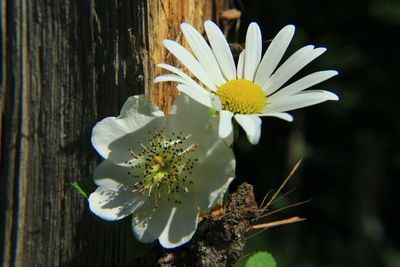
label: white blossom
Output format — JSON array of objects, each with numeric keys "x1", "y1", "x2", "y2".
[{"x1": 89, "y1": 94, "x2": 235, "y2": 248}]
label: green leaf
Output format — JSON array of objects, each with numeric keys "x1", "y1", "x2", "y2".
[
  {"x1": 71, "y1": 175, "x2": 97, "y2": 198},
  {"x1": 71, "y1": 182, "x2": 88, "y2": 198},
  {"x1": 245, "y1": 251, "x2": 276, "y2": 267},
  {"x1": 209, "y1": 108, "x2": 217, "y2": 116}
]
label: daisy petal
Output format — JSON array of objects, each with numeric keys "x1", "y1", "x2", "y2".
[
  {"x1": 296, "y1": 89, "x2": 339, "y2": 100},
  {"x1": 204, "y1": 20, "x2": 237, "y2": 80},
  {"x1": 163, "y1": 39, "x2": 217, "y2": 90},
  {"x1": 177, "y1": 84, "x2": 214, "y2": 108},
  {"x1": 269, "y1": 70, "x2": 339, "y2": 100},
  {"x1": 181, "y1": 23, "x2": 226, "y2": 86},
  {"x1": 237, "y1": 49, "x2": 245, "y2": 79},
  {"x1": 262, "y1": 45, "x2": 327, "y2": 95},
  {"x1": 219, "y1": 110, "x2": 234, "y2": 138},
  {"x1": 156, "y1": 63, "x2": 209, "y2": 93},
  {"x1": 159, "y1": 195, "x2": 199, "y2": 248},
  {"x1": 153, "y1": 74, "x2": 186, "y2": 84},
  {"x1": 211, "y1": 95, "x2": 223, "y2": 111},
  {"x1": 234, "y1": 114, "x2": 262, "y2": 145},
  {"x1": 255, "y1": 25, "x2": 295, "y2": 86},
  {"x1": 244, "y1": 23, "x2": 262, "y2": 81},
  {"x1": 264, "y1": 89, "x2": 339, "y2": 113},
  {"x1": 258, "y1": 112, "x2": 294, "y2": 122}
]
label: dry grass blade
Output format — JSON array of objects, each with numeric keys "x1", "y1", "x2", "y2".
[
  {"x1": 259, "y1": 159, "x2": 302, "y2": 214},
  {"x1": 258, "y1": 199, "x2": 310, "y2": 219},
  {"x1": 258, "y1": 189, "x2": 273, "y2": 211},
  {"x1": 269, "y1": 187, "x2": 296, "y2": 207},
  {"x1": 250, "y1": 216, "x2": 306, "y2": 230}
]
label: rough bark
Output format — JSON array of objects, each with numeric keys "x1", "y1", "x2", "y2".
[{"x1": 0, "y1": 0, "x2": 247, "y2": 266}]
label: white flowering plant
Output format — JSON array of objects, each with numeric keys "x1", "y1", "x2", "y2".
[
  {"x1": 72, "y1": 19, "x2": 338, "y2": 266},
  {"x1": 88, "y1": 94, "x2": 235, "y2": 248},
  {"x1": 155, "y1": 20, "x2": 338, "y2": 144}
]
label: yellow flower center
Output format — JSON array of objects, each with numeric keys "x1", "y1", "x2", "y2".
[{"x1": 215, "y1": 79, "x2": 267, "y2": 114}]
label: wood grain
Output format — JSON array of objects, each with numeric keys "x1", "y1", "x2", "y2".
[
  {"x1": 1, "y1": 0, "x2": 146, "y2": 266},
  {"x1": 147, "y1": 0, "x2": 213, "y2": 114},
  {"x1": 0, "y1": 0, "x2": 235, "y2": 266}
]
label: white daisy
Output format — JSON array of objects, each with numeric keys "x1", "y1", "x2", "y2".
[
  {"x1": 89, "y1": 94, "x2": 235, "y2": 248},
  {"x1": 154, "y1": 20, "x2": 339, "y2": 145}
]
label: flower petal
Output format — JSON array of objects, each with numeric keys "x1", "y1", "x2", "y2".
[
  {"x1": 153, "y1": 74, "x2": 186, "y2": 84},
  {"x1": 237, "y1": 49, "x2": 245, "y2": 79},
  {"x1": 93, "y1": 159, "x2": 137, "y2": 189},
  {"x1": 208, "y1": 112, "x2": 233, "y2": 146},
  {"x1": 219, "y1": 110, "x2": 234, "y2": 139},
  {"x1": 131, "y1": 200, "x2": 174, "y2": 244},
  {"x1": 211, "y1": 95, "x2": 223, "y2": 111},
  {"x1": 176, "y1": 84, "x2": 214, "y2": 109},
  {"x1": 234, "y1": 114, "x2": 262, "y2": 145},
  {"x1": 296, "y1": 89, "x2": 339, "y2": 100},
  {"x1": 158, "y1": 194, "x2": 199, "y2": 248},
  {"x1": 244, "y1": 22, "x2": 262, "y2": 81},
  {"x1": 181, "y1": 23, "x2": 226, "y2": 86},
  {"x1": 89, "y1": 187, "x2": 144, "y2": 221},
  {"x1": 182, "y1": 107, "x2": 235, "y2": 208},
  {"x1": 89, "y1": 161, "x2": 146, "y2": 221},
  {"x1": 91, "y1": 95, "x2": 164, "y2": 164},
  {"x1": 204, "y1": 20, "x2": 237, "y2": 80},
  {"x1": 262, "y1": 45, "x2": 327, "y2": 95},
  {"x1": 166, "y1": 93, "x2": 214, "y2": 141},
  {"x1": 255, "y1": 25, "x2": 295, "y2": 86},
  {"x1": 190, "y1": 138, "x2": 235, "y2": 210},
  {"x1": 258, "y1": 112, "x2": 294, "y2": 122},
  {"x1": 264, "y1": 89, "x2": 339, "y2": 113},
  {"x1": 163, "y1": 39, "x2": 217, "y2": 90},
  {"x1": 269, "y1": 70, "x2": 339, "y2": 100},
  {"x1": 155, "y1": 63, "x2": 210, "y2": 93}
]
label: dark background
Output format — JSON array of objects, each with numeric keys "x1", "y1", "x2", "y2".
[{"x1": 232, "y1": 0, "x2": 400, "y2": 266}]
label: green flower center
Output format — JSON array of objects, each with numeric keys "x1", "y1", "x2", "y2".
[
  {"x1": 215, "y1": 79, "x2": 267, "y2": 114},
  {"x1": 126, "y1": 128, "x2": 197, "y2": 207}
]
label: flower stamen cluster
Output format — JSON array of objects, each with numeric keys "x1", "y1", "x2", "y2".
[{"x1": 125, "y1": 128, "x2": 197, "y2": 207}]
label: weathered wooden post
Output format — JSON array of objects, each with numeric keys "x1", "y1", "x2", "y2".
[{"x1": 1, "y1": 0, "x2": 233, "y2": 266}]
